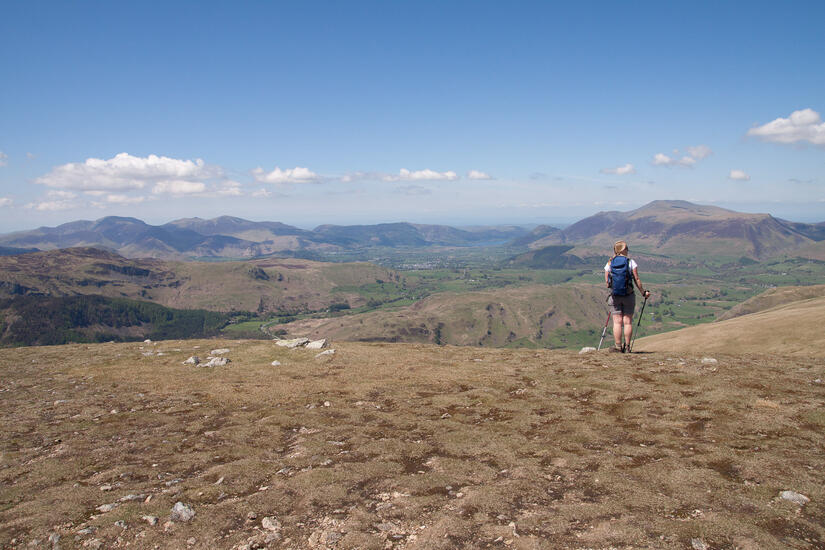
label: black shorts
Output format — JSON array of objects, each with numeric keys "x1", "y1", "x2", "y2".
[{"x1": 609, "y1": 293, "x2": 635, "y2": 316}]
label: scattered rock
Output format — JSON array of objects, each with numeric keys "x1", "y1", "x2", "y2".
[
  {"x1": 142, "y1": 515, "x2": 159, "y2": 526},
  {"x1": 201, "y1": 357, "x2": 230, "y2": 367},
  {"x1": 780, "y1": 490, "x2": 810, "y2": 505},
  {"x1": 99, "y1": 484, "x2": 113, "y2": 491},
  {"x1": 691, "y1": 539, "x2": 708, "y2": 550},
  {"x1": 275, "y1": 337, "x2": 310, "y2": 348},
  {"x1": 701, "y1": 357, "x2": 718, "y2": 365},
  {"x1": 48, "y1": 533, "x2": 60, "y2": 548},
  {"x1": 271, "y1": 360, "x2": 281, "y2": 366},
  {"x1": 83, "y1": 539, "x2": 103, "y2": 549},
  {"x1": 579, "y1": 347, "x2": 596, "y2": 354},
  {"x1": 114, "y1": 520, "x2": 127, "y2": 529},
  {"x1": 262, "y1": 517, "x2": 281, "y2": 532},
  {"x1": 183, "y1": 356, "x2": 200, "y2": 365},
  {"x1": 315, "y1": 349, "x2": 335, "y2": 359},
  {"x1": 186, "y1": 537, "x2": 197, "y2": 545},
  {"x1": 95, "y1": 503, "x2": 118, "y2": 513},
  {"x1": 76, "y1": 527, "x2": 95, "y2": 536},
  {"x1": 210, "y1": 348, "x2": 230, "y2": 355},
  {"x1": 170, "y1": 501, "x2": 195, "y2": 522},
  {"x1": 144, "y1": 339, "x2": 152, "y2": 344},
  {"x1": 118, "y1": 493, "x2": 146, "y2": 502},
  {"x1": 305, "y1": 339, "x2": 327, "y2": 350}
]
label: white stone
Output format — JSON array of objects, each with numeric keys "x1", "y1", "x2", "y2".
[
  {"x1": 271, "y1": 360, "x2": 281, "y2": 366},
  {"x1": 305, "y1": 339, "x2": 327, "y2": 350},
  {"x1": 202, "y1": 357, "x2": 230, "y2": 367},
  {"x1": 262, "y1": 517, "x2": 281, "y2": 532},
  {"x1": 95, "y1": 503, "x2": 118, "y2": 513},
  {"x1": 691, "y1": 539, "x2": 708, "y2": 550},
  {"x1": 780, "y1": 490, "x2": 810, "y2": 505},
  {"x1": 210, "y1": 348, "x2": 230, "y2": 355},
  {"x1": 579, "y1": 347, "x2": 596, "y2": 354},
  {"x1": 315, "y1": 349, "x2": 335, "y2": 358},
  {"x1": 183, "y1": 356, "x2": 200, "y2": 365},
  {"x1": 274, "y1": 337, "x2": 310, "y2": 348},
  {"x1": 701, "y1": 357, "x2": 718, "y2": 365},
  {"x1": 170, "y1": 502, "x2": 195, "y2": 522}
]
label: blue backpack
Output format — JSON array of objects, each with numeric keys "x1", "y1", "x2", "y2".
[{"x1": 609, "y1": 256, "x2": 632, "y2": 296}]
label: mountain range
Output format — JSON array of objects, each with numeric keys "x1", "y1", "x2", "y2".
[
  {"x1": 520, "y1": 200, "x2": 824, "y2": 259},
  {"x1": 0, "y1": 216, "x2": 529, "y2": 259},
  {"x1": 0, "y1": 201, "x2": 822, "y2": 260}
]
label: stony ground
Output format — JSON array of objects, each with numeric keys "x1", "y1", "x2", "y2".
[{"x1": 1, "y1": 340, "x2": 824, "y2": 549}]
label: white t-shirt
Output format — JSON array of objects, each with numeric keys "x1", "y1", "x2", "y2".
[{"x1": 604, "y1": 258, "x2": 638, "y2": 272}]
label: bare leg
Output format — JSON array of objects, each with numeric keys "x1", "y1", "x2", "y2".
[
  {"x1": 622, "y1": 315, "x2": 633, "y2": 349},
  {"x1": 612, "y1": 314, "x2": 623, "y2": 348}
]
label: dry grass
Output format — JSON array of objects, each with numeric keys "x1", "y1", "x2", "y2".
[
  {"x1": 2, "y1": 340, "x2": 824, "y2": 549},
  {"x1": 636, "y1": 293, "x2": 825, "y2": 357}
]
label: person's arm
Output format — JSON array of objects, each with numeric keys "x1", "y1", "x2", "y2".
[
  {"x1": 632, "y1": 267, "x2": 650, "y2": 298},
  {"x1": 605, "y1": 268, "x2": 610, "y2": 287}
]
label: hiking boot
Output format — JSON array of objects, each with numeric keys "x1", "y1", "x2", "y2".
[
  {"x1": 609, "y1": 345, "x2": 623, "y2": 353},
  {"x1": 621, "y1": 343, "x2": 627, "y2": 353}
]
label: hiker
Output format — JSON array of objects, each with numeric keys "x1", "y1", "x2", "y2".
[{"x1": 604, "y1": 240, "x2": 650, "y2": 352}]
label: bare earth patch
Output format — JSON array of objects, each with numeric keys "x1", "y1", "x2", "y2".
[{"x1": 1, "y1": 340, "x2": 823, "y2": 549}]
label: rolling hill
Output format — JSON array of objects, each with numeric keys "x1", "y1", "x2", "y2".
[
  {"x1": 0, "y1": 247, "x2": 397, "y2": 314},
  {"x1": 267, "y1": 283, "x2": 610, "y2": 348},
  {"x1": 521, "y1": 200, "x2": 818, "y2": 259},
  {"x1": 635, "y1": 286, "x2": 825, "y2": 356}
]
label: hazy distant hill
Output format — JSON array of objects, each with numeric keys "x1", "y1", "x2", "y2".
[
  {"x1": 521, "y1": 200, "x2": 817, "y2": 259},
  {"x1": 0, "y1": 217, "x2": 530, "y2": 259}
]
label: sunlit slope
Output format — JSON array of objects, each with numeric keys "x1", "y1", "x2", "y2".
[
  {"x1": 716, "y1": 284, "x2": 825, "y2": 321},
  {"x1": 635, "y1": 293, "x2": 825, "y2": 356}
]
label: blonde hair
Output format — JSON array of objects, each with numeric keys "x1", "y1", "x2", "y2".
[{"x1": 613, "y1": 240, "x2": 628, "y2": 256}]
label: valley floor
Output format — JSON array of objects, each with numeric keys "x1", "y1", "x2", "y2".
[{"x1": 1, "y1": 340, "x2": 824, "y2": 549}]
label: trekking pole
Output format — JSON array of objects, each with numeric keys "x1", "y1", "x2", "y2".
[
  {"x1": 628, "y1": 295, "x2": 648, "y2": 353},
  {"x1": 597, "y1": 310, "x2": 611, "y2": 350}
]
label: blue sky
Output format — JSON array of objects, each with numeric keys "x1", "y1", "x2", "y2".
[{"x1": 1, "y1": 1, "x2": 823, "y2": 231}]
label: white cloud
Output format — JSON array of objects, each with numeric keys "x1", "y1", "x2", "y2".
[
  {"x1": 747, "y1": 108, "x2": 825, "y2": 145},
  {"x1": 252, "y1": 188, "x2": 273, "y2": 198},
  {"x1": 651, "y1": 144, "x2": 712, "y2": 168},
  {"x1": 600, "y1": 163, "x2": 636, "y2": 175},
  {"x1": 652, "y1": 152, "x2": 696, "y2": 167},
  {"x1": 384, "y1": 168, "x2": 459, "y2": 182},
  {"x1": 0, "y1": 198, "x2": 12, "y2": 207},
  {"x1": 103, "y1": 194, "x2": 146, "y2": 204},
  {"x1": 152, "y1": 180, "x2": 207, "y2": 195},
  {"x1": 34, "y1": 152, "x2": 220, "y2": 191},
  {"x1": 0, "y1": 151, "x2": 7, "y2": 167},
  {"x1": 26, "y1": 152, "x2": 36, "y2": 160},
  {"x1": 686, "y1": 145, "x2": 712, "y2": 160},
  {"x1": 216, "y1": 181, "x2": 243, "y2": 196},
  {"x1": 252, "y1": 166, "x2": 319, "y2": 184},
  {"x1": 26, "y1": 199, "x2": 81, "y2": 211},
  {"x1": 467, "y1": 170, "x2": 492, "y2": 180},
  {"x1": 728, "y1": 169, "x2": 750, "y2": 181}
]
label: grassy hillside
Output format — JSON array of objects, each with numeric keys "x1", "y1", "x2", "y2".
[
  {"x1": 716, "y1": 284, "x2": 825, "y2": 321},
  {"x1": 635, "y1": 291, "x2": 825, "y2": 356},
  {"x1": 1, "y1": 340, "x2": 823, "y2": 548},
  {"x1": 0, "y1": 248, "x2": 398, "y2": 314},
  {"x1": 269, "y1": 284, "x2": 616, "y2": 349}
]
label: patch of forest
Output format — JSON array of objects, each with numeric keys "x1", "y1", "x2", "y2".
[{"x1": 0, "y1": 295, "x2": 233, "y2": 347}]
